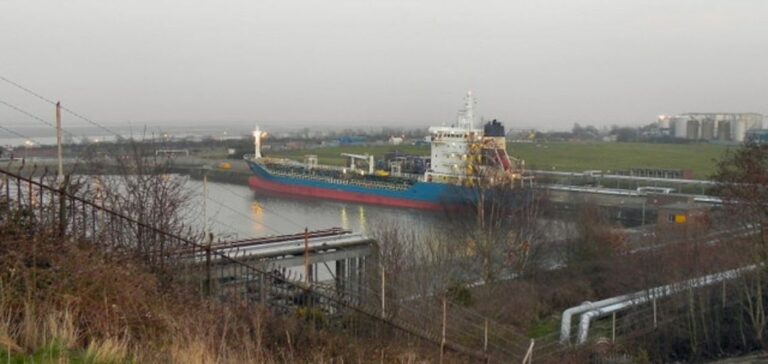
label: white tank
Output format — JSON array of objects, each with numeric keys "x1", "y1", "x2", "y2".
[
  {"x1": 657, "y1": 115, "x2": 671, "y2": 129},
  {"x1": 686, "y1": 119, "x2": 700, "y2": 139},
  {"x1": 700, "y1": 119, "x2": 715, "y2": 140},
  {"x1": 733, "y1": 120, "x2": 747, "y2": 142},
  {"x1": 717, "y1": 121, "x2": 731, "y2": 140},
  {"x1": 673, "y1": 117, "x2": 688, "y2": 138}
]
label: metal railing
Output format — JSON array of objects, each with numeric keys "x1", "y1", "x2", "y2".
[{"x1": 0, "y1": 166, "x2": 490, "y2": 362}]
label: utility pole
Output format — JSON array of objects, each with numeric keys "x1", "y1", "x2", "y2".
[
  {"x1": 304, "y1": 227, "x2": 310, "y2": 285},
  {"x1": 55, "y1": 101, "x2": 63, "y2": 180},
  {"x1": 203, "y1": 173, "x2": 208, "y2": 237}
]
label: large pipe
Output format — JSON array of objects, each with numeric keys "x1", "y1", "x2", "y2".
[
  {"x1": 530, "y1": 170, "x2": 717, "y2": 185},
  {"x1": 207, "y1": 234, "x2": 373, "y2": 261},
  {"x1": 565, "y1": 265, "x2": 758, "y2": 345},
  {"x1": 560, "y1": 295, "x2": 637, "y2": 344}
]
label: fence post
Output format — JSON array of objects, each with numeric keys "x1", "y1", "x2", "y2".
[
  {"x1": 522, "y1": 339, "x2": 534, "y2": 364},
  {"x1": 440, "y1": 295, "x2": 447, "y2": 364},
  {"x1": 722, "y1": 280, "x2": 727, "y2": 307},
  {"x1": 27, "y1": 176, "x2": 33, "y2": 210},
  {"x1": 381, "y1": 265, "x2": 386, "y2": 319},
  {"x1": 3, "y1": 174, "x2": 9, "y2": 213},
  {"x1": 205, "y1": 233, "x2": 212, "y2": 296},
  {"x1": 16, "y1": 174, "x2": 21, "y2": 209},
  {"x1": 259, "y1": 270, "x2": 266, "y2": 305},
  {"x1": 304, "y1": 227, "x2": 310, "y2": 286},
  {"x1": 58, "y1": 178, "x2": 67, "y2": 236},
  {"x1": 38, "y1": 174, "x2": 45, "y2": 219},
  {"x1": 484, "y1": 319, "x2": 489, "y2": 363}
]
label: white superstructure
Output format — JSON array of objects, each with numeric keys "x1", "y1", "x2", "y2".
[{"x1": 426, "y1": 92, "x2": 482, "y2": 182}]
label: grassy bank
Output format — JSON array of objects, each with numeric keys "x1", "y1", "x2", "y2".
[
  {"x1": 511, "y1": 142, "x2": 731, "y2": 179},
  {"x1": 267, "y1": 142, "x2": 732, "y2": 179},
  {"x1": 0, "y1": 209, "x2": 435, "y2": 363}
]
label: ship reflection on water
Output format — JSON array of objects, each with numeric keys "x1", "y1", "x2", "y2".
[
  {"x1": 192, "y1": 179, "x2": 442, "y2": 240},
  {"x1": 249, "y1": 201, "x2": 264, "y2": 234}
]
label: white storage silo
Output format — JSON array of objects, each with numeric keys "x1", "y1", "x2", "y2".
[
  {"x1": 717, "y1": 120, "x2": 731, "y2": 141},
  {"x1": 700, "y1": 119, "x2": 715, "y2": 140},
  {"x1": 686, "y1": 119, "x2": 700, "y2": 139},
  {"x1": 673, "y1": 117, "x2": 688, "y2": 138},
  {"x1": 733, "y1": 120, "x2": 747, "y2": 142},
  {"x1": 657, "y1": 115, "x2": 671, "y2": 129}
]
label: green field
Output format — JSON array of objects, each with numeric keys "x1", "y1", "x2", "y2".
[
  {"x1": 268, "y1": 142, "x2": 734, "y2": 179},
  {"x1": 510, "y1": 142, "x2": 732, "y2": 179}
]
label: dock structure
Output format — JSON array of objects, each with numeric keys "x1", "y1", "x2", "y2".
[
  {"x1": 188, "y1": 228, "x2": 375, "y2": 308},
  {"x1": 211, "y1": 228, "x2": 372, "y2": 271}
]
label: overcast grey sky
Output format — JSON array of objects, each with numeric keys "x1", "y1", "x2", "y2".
[{"x1": 1, "y1": 0, "x2": 766, "y2": 131}]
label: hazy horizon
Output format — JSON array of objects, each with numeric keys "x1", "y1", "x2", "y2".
[{"x1": 1, "y1": 0, "x2": 766, "y2": 133}]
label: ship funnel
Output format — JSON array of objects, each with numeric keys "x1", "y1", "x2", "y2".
[{"x1": 253, "y1": 126, "x2": 263, "y2": 159}]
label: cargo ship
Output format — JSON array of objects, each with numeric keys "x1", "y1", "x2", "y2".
[{"x1": 244, "y1": 92, "x2": 532, "y2": 209}]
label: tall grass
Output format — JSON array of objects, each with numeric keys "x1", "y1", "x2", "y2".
[{"x1": 0, "y1": 218, "x2": 433, "y2": 363}]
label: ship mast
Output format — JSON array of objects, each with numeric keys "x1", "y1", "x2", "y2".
[
  {"x1": 457, "y1": 91, "x2": 476, "y2": 131},
  {"x1": 252, "y1": 126, "x2": 262, "y2": 159}
]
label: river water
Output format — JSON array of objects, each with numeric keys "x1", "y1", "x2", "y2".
[{"x1": 187, "y1": 178, "x2": 446, "y2": 240}]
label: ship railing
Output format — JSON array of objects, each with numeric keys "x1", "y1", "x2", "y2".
[
  {"x1": 260, "y1": 159, "x2": 424, "y2": 190},
  {"x1": 265, "y1": 168, "x2": 412, "y2": 192}
]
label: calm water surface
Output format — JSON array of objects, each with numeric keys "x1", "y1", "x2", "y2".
[{"x1": 188, "y1": 179, "x2": 445, "y2": 240}]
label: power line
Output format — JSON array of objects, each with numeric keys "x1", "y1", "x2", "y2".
[
  {"x1": 0, "y1": 75, "x2": 123, "y2": 138},
  {"x1": 0, "y1": 124, "x2": 41, "y2": 145},
  {"x1": 186, "y1": 183, "x2": 244, "y2": 237},
  {"x1": 203, "y1": 193, "x2": 283, "y2": 235},
  {"x1": 0, "y1": 99, "x2": 82, "y2": 140},
  {"x1": 213, "y1": 181, "x2": 305, "y2": 230},
  {"x1": 0, "y1": 99, "x2": 56, "y2": 130},
  {"x1": 0, "y1": 98, "x2": 100, "y2": 165},
  {"x1": 0, "y1": 76, "x2": 55, "y2": 105}
]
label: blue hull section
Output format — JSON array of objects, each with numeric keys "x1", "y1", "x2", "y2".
[{"x1": 246, "y1": 160, "x2": 475, "y2": 206}]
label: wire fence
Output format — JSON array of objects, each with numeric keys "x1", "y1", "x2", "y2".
[{"x1": 0, "y1": 166, "x2": 493, "y2": 362}]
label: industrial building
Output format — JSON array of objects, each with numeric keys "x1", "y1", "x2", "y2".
[
  {"x1": 745, "y1": 129, "x2": 768, "y2": 144},
  {"x1": 659, "y1": 113, "x2": 764, "y2": 142}
]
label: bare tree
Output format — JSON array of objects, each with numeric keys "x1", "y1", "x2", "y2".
[
  {"x1": 84, "y1": 137, "x2": 196, "y2": 265},
  {"x1": 712, "y1": 142, "x2": 768, "y2": 345}
]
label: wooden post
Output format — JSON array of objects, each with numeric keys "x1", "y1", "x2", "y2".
[
  {"x1": 27, "y1": 177, "x2": 32, "y2": 209},
  {"x1": 522, "y1": 339, "x2": 535, "y2": 364},
  {"x1": 611, "y1": 312, "x2": 616, "y2": 343},
  {"x1": 484, "y1": 319, "x2": 489, "y2": 363},
  {"x1": 304, "y1": 227, "x2": 310, "y2": 285},
  {"x1": 653, "y1": 298, "x2": 658, "y2": 328},
  {"x1": 55, "y1": 102, "x2": 63, "y2": 180},
  {"x1": 440, "y1": 296, "x2": 447, "y2": 364},
  {"x1": 381, "y1": 265, "x2": 386, "y2": 318},
  {"x1": 259, "y1": 269, "x2": 266, "y2": 305},
  {"x1": 58, "y1": 179, "x2": 67, "y2": 236},
  {"x1": 202, "y1": 174, "x2": 208, "y2": 237},
  {"x1": 722, "y1": 280, "x2": 727, "y2": 307},
  {"x1": 205, "y1": 233, "x2": 212, "y2": 296}
]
